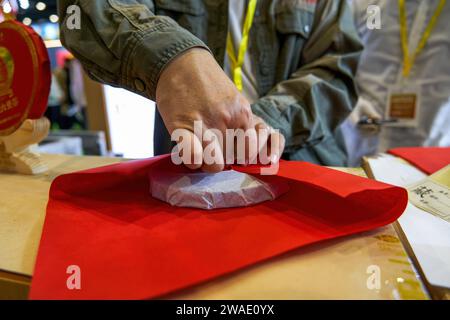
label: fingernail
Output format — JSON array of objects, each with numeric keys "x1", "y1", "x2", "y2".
[{"x1": 271, "y1": 154, "x2": 279, "y2": 163}]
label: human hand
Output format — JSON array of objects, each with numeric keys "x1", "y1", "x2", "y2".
[
  {"x1": 155, "y1": 48, "x2": 284, "y2": 173},
  {"x1": 350, "y1": 96, "x2": 382, "y2": 133}
]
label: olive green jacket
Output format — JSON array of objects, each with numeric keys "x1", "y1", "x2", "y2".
[{"x1": 57, "y1": 0, "x2": 362, "y2": 166}]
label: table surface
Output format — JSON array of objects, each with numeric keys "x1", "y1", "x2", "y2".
[{"x1": 0, "y1": 154, "x2": 428, "y2": 299}]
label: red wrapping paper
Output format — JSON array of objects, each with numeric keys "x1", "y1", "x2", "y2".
[
  {"x1": 388, "y1": 147, "x2": 450, "y2": 175},
  {"x1": 30, "y1": 156, "x2": 407, "y2": 299}
]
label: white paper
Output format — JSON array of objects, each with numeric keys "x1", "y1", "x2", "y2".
[
  {"x1": 408, "y1": 179, "x2": 450, "y2": 223},
  {"x1": 367, "y1": 154, "x2": 450, "y2": 288}
]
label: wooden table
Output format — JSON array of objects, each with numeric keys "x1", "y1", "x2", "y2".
[{"x1": 0, "y1": 154, "x2": 428, "y2": 300}]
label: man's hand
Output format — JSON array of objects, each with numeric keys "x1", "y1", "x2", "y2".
[
  {"x1": 156, "y1": 48, "x2": 284, "y2": 173},
  {"x1": 350, "y1": 96, "x2": 382, "y2": 133}
]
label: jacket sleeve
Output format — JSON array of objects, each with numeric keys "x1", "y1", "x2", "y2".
[
  {"x1": 251, "y1": 0, "x2": 363, "y2": 159},
  {"x1": 57, "y1": 0, "x2": 209, "y2": 101}
]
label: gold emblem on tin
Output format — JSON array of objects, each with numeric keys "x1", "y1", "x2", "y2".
[{"x1": 0, "y1": 46, "x2": 14, "y2": 97}]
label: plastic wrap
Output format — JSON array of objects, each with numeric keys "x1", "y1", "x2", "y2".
[{"x1": 150, "y1": 170, "x2": 289, "y2": 210}]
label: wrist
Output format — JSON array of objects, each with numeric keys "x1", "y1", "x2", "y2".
[{"x1": 156, "y1": 47, "x2": 213, "y2": 104}]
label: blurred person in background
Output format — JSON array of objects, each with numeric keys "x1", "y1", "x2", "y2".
[
  {"x1": 45, "y1": 73, "x2": 64, "y2": 129},
  {"x1": 54, "y1": 56, "x2": 88, "y2": 130},
  {"x1": 57, "y1": 0, "x2": 362, "y2": 172},
  {"x1": 68, "y1": 59, "x2": 88, "y2": 129},
  {"x1": 342, "y1": 0, "x2": 450, "y2": 166}
]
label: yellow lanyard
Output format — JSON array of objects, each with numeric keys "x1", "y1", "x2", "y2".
[
  {"x1": 226, "y1": 0, "x2": 258, "y2": 92},
  {"x1": 399, "y1": 0, "x2": 447, "y2": 77}
]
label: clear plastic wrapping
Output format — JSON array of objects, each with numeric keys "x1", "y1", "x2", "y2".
[{"x1": 150, "y1": 170, "x2": 289, "y2": 210}]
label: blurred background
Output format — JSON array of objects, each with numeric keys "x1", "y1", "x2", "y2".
[{"x1": 12, "y1": 0, "x2": 156, "y2": 159}]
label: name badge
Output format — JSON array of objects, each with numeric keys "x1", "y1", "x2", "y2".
[{"x1": 386, "y1": 83, "x2": 420, "y2": 127}]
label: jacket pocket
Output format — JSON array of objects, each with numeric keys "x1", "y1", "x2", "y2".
[
  {"x1": 275, "y1": 1, "x2": 315, "y2": 38},
  {"x1": 154, "y1": 0, "x2": 206, "y2": 38},
  {"x1": 108, "y1": 0, "x2": 155, "y2": 28},
  {"x1": 155, "y1": 0, "x2": 205, "y2": 16}
]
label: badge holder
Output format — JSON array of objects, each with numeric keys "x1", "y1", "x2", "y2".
[
  {"x1": 0, "y1": 4, "x2": 51, "y2": 175},
  {"x1": 385, "y1": 80, "x2": 421, "y2": 128}
]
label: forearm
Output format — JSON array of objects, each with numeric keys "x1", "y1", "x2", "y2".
[{"x1": 57, "y1": 0, "x2": 209, "y2": 100}]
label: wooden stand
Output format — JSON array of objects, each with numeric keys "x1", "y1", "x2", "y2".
[{"x1": 0, "y1": 117, "x2": 50, "y2": 175}]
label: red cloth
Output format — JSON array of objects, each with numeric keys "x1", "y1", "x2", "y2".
[
  {"x1": 388, "y1": 147, "x2": 450, "y2": 175},
  {"x1": 30, "y1": 156, "x2": 407, "y2": 299}
]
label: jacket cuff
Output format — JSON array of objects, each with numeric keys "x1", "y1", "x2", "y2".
[{"x1": 125, "y1": 22, "x2": 210, "y2": 101}]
